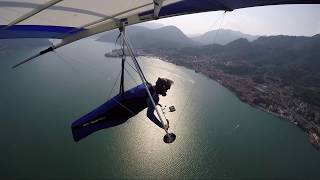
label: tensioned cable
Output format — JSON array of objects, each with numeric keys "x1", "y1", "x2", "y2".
[
  {"x1": 51, "y1": 26, "x2": 164, "y2": 142},
  {"x1": 113, "y1": 32, "x2": 140, "y2": 86},
  {"x1": 105, "y1": 34, "x2": 144, "y2": 117},
  {"x1": 103, "y1": 69, "x2": 138, "y2": 122},
  {"x1": 164, "y1": 12, "x2": 229, "y2": 134},
  {"x1": 179, "y1": 12, "x2": 228, "y2": 121},
  {"x1": 167, "y1": 12, "x2": 228, "y2": 129},
  {"x1": 118, "y1": 43, "x2": 170, "y2": 142},
  {"x1": 114, "y1": 33, "x2": 148, "y2": 84},
  {"x1": 111, "y1": 94, "x2": 165, "y2": 145},
  {"x1": 54, "y1": 51, "x2": 81, "y2": 73},
  {"x1": 165, "y1": 12, "x2": 228, "y2": 129},
  {"x1": 124, "y1": 32, "x2": 148, "y2": 83},
  {"x1": 52, "y1": 42, "x2": 122, "y2": 100},
  {"x1": 54, "y1": 49, "x2": 118, "y2": 100},
  {"x1": 106, "y1": 70, "x2": 122, "y2": 99},
  {"x1": 125, "y1": 60, "x2": 140, "y2": 75},
  {"x1": 114, "y1": 33, "x2": 123, "y2": 57},
  {"x1": 99, "y1": 27, "x2": 174, "y2": 143},
  {"x1": 210, "y1": 11, "x2": 227, "y2": 44},
  {"x1": 207, "y1": 11, "x2": 226, "y2": 32},
  {"x1": 109, "y1": 87, "x2": 160, "y2": 132},
  {"x1": 103, "y1": 70, "x2": 156, "y2": 133},
  {"x1": 54, "y1": 48, "x2": 102, "y2": 73},
  {"x1": 113, "y1": 32, "x2": 140, "y2": 84},
  {"x1": 124, "y1": 66, "x2": 139, "y2": 85}
]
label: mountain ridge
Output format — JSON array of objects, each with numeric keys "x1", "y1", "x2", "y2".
[
  {"x1": 96, "y1": 25, "x2": 262, "y2": 48},
  {"x1": 97, "y1": 25, "x2": 196, "y2": 49},
  {"x1": 192, "y1": 29, "x2": 259, "y2": 45}
]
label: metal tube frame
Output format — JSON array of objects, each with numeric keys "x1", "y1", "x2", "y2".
[{"x1": 120, "y1": 28, "x2": 169, "y2": 135}]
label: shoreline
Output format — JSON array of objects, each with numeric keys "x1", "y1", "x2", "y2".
[{"x1": 143, "y1": 53, "x2": 320, "y2": 150}]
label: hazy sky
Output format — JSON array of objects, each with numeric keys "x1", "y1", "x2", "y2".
[{"x1": 151, "y1": 4, "x2": 320, "y2": 36}]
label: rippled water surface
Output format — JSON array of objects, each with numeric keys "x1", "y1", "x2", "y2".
[{"x1": 1, "y1": 38, "x2": 320, "y2": 179}]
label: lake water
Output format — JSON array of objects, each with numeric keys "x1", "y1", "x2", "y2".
[{"x1": 1, "y1": 38, "x2": 320, "y2": 179}]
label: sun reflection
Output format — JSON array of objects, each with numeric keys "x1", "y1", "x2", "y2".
[{"x1": 107, "y1": 57, "x2": 198, "y2": 177}]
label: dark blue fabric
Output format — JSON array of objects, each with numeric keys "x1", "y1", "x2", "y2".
[
  {"x1": 146, "y1": 94, "x2": 163, "y2": 128},
  {"x1": 71, "y1": 84, "x2": 159, "y2": 142},
  {"x1": 0, "y1": 25, "x2": 84, "y2": 39}
]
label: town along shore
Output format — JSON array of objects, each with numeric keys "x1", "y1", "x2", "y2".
[{"x1": 140, "y1": 50, "x2": 320, "y2": 150}]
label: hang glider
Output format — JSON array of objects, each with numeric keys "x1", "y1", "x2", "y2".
[
  {"x1": 1, "y1": 0, "x2": 319, "y2": 67},
  {"x1": 2, "y1": 0, "x2": 319, "y2": 143},
  {"x1": 1, "y1": 0, "x2": 320, "y2": 40}
]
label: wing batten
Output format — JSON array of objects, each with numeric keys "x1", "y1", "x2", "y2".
[
  {"x1": 4, "y1": 0, "x2": 64, "y2": 29},
  {"x1": 1, "y1": 0, "x2": 320, "y2": 39},
  {"x1": 1, "y1": 0, "x2": 319, "y2": 42}
]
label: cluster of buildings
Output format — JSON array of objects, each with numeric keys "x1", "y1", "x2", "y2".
[
  {"x1": 189, "y1": 58, "x2": 320, "y2": 150},
  {"x1": 197, "y1": 61, "x2": 320, "y2": 150},
  {"x1": 141, "y1": 50, "x2": 320, "y2": 150}
]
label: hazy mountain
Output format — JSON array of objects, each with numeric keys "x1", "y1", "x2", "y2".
[
  {"x1": 97, "y1": 25, "x2": 196, "y2": 49},
  {"x1": 183, "y1": 35, "x2": 319, "y2": 66},
  {"x1": 166, "y1": 34, "x2": 320, "y2": 106},
  {"x1": 137, "y1": 22, "x2": 165, "y2": 29},
  {"x1": 96, "y1": 26, "x2": 149, "y2": 43},
  {"x1": 192, "y1": 29, "x2": 259, "y2": 45}
]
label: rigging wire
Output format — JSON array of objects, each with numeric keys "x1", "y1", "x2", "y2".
[
  {"x1": 160, "y1": 12, "x2": 229, "y2": 135},
  {"x1": 209, "y1": 11, "x2": 227, "y2": 45},
  {"x1": 106, "y1": 74, "x2": 159, "y2": 134},
  {"x1": 167, "y1": 12, "x2": 228, "y2": 130},
  {"x1": 54, "y1": 49, "x2": 117, "y2": 101},
  {"x1": 169, "y1": 12, "x2": 228, "y2": 128},
  {"x1": 53, "y1": 48, "x2": 111, "y2": 83},
  {"x1": 124, "y1": 32, "x2": 148, "y2": 83},
  {"x1": 54, "y1": 48, "x2": 102, "y2": 73},
  {"x1": 148, "y1": 12, "x2": 229, "y2": 135},
  {"x1": 119, "y1": 34, "x2": 126, "y2": 95},
  {"x1": 118, "y1": 45, "x2": 167, "y2": 145},
  {"x1": 207, "y1": 11, "x2": 227, "y2": 31},
  {"x1": 106, "y1": 70, "x2": 121, "y2": 99},
  {"x1": 118, "y1": 29, "x2": 177, "y2": 144},
  {"x1": 55, "y1": 23, "x2": 175, "y2": 144},
  {"x1": 124, "y1": 66, "x2": 139, "y2": 85},
  {"x1": 54, "y1": 51, "x2": 81, "y2": 73},
  {"x1": 114, "y1": 33, "x2": 140, "y2": 80},
  {"x1": 103, "y1": 31, "x2": 150, "y2": 121},
  {"x1": 125, "y1": 60, "x2": 140, "y2": 75},
  {"x1": 52, "y1": 39, "x2": 124, "y2": 100},
  {"x1": 115, "y1": 31, "x2": 140, "y2": 86},
  {"x1": 102, "y1": 60, "x2": 152, "y2": 128},
  {"x1": 179, "y1": 12, "x2": 228, "y2": 123}
]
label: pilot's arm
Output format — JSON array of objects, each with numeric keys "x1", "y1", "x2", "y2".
[{"x1": 146, "y1": 94, "x2": 164, "y2": 129}]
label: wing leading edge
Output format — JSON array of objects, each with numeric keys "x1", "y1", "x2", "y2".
[{"x1": 0, "y1": 0, "x2": 319, "y2": 40}]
